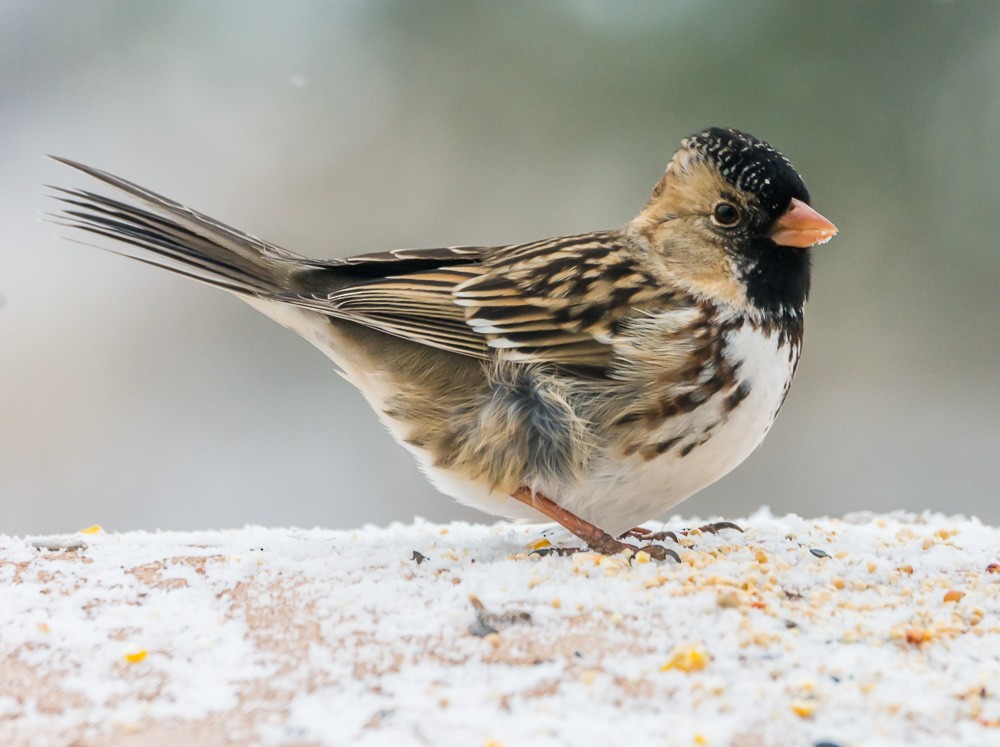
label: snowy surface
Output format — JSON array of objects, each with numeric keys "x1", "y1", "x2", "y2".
[{"x1": 1, "y1": 510, "x2": 999, "y2": 747}]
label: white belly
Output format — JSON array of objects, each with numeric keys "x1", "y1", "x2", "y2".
[
  {"x1": 417, "y1": 325, "x2": 799, "y2": 535},
  {"x1": 566, "y1": 325, "x2": 797, "y2": 534},
  {"x1": 244, "y1": 296, "x2": 798, "y2": 535}
]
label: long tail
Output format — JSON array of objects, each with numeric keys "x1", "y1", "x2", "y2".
[{"x1": 47, "y1": 157, "x2": 303, "y2": 297}]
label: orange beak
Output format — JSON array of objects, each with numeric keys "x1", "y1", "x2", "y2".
[{"x1": 769, "y1": 198, "x2": 838, "y2": 248}]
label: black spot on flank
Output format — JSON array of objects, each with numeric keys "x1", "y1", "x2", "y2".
[
  {"x1": 725, "y1": 381, "x2": 751, "y2": 411},
  {"x1": 654, "y1": 437, "x2": 683, "y2": 455},
  {"x1": 679, "y1": 442, "x2": 697, "y2": 458}
]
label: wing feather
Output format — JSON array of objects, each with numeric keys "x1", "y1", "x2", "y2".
[
  {"x1": 451, "y1": 232, "x2": 669, "y2": 369},
  {"x1": 282, "y1": 231, "x2": 671, "y2": 372},
  {"x1": 282, "y1": 266, "x2": 492, "y2": 359},
  {"x1": 49, "y1": 158, "x2": 672, "y2": 372}
]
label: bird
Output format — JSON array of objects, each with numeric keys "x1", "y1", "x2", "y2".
[{"x1": 48, "y1": 127, "x2": 837, "y2": 561}]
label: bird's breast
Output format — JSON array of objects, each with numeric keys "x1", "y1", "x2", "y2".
[{"x1": 568, "y1": 319, "x2": 802, "y2": 534}]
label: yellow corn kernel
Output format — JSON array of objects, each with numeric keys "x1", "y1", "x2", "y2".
[
  {"x1": 661, "y1": 646, "x2": 708, "y2": 673},
  {"x1": 791, "y1": 701, "x2": 815, "y2": 718}
]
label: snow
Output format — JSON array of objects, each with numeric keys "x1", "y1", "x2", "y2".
[{"x1": 1, "y1": 510, "x2": 999, "y2": 746}]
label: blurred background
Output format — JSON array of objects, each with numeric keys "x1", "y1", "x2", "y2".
[{"x1": 2, "y1": 1, "x2": 998, "y2": 534}]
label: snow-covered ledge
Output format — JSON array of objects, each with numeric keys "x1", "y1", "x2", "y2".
[{"x1": 2, "y1": 510, "x2": 998, "y2": 746}]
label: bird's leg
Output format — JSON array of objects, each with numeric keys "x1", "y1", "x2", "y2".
[{"x1": 511, "y1": 487, "x2": 679, "y2": 562}]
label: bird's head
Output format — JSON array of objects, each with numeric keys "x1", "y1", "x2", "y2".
[{"x1": 633, "y1": 127, "x2": 837, "y2": 317}]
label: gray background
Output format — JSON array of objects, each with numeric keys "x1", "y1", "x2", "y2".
[{"x1": 2, "y1": 1, "x2": 998, "y2": 534}]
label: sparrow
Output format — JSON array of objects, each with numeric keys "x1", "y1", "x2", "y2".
[{"x1": 48, "y1": 127, "x2": 837, "y2": 561}]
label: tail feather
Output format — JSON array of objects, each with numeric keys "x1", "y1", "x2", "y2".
[{"x1": 47, "y1": 157, "x2": 300, "y2": 296}]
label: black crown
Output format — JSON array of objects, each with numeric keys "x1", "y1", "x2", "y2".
[{"x1": 685, "y1": 127, "x2": 810, "y2": 216}]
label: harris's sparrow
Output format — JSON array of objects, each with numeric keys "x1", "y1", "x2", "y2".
[{"x1": 49, "y1": 128, "x2": 836, "y2": 560}]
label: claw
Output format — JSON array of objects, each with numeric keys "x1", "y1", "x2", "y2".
[
  {"x1": 619, "y1": 526, "x2": 653, "y2": 540},
  {"x1": 638, "y1": 544, "x2": 681, "y2": 563},
  {"x1": 644, "y1": 530, "x2": 680, "y2": 543},
  {"x1": 586, "y1": 535, "x2": 680, "y2": 563},
  {"x1": 620, "y1": 526, "x2": 680, "y2": 544},
  {"x1": 698, "y1": 521, "x2": 743, "y2": 534}
]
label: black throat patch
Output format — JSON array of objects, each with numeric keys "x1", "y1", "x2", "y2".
[{"x1": 736, "y1": 237, "x2": 811, "y2": 319}]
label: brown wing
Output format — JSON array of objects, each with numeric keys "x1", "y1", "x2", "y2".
[
  {"x1": 283, "y1": 264, "x2": 491, "y2": 359},
  {"x1": 48, "y1": 158, "x2": 667, "y2": 373},
  {"x1": 285, "y1": 231, "x2": 669, "y2": 372},
  {"x1": 453, "y1": 232, "x2": 668, "y2": 369}
]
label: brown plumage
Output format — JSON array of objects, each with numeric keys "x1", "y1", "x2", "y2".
[{"x1": 48, "y1": 128, "x2": 836, "y2": 560}]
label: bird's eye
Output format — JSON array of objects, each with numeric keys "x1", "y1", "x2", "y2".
[{"x1": 712, "y1": 202, "x2": 741, "y2": 227}]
